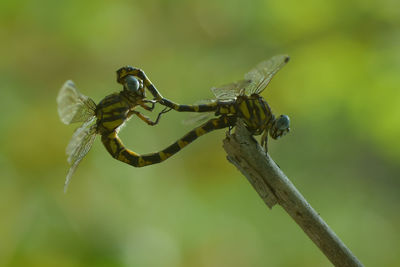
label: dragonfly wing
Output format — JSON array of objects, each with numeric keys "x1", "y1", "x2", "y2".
[
  {"x1": 181, "y1": 99, "x2": 215, "y2": 125},
  {"x1": 211, "y1": 79, "x2": 251, "y2": 99},
  {"x1": 244, "y1": 55, "x2": 290, "y2": 95},
  {"x1": 182, "y1": 112, "x2": 215, "y2": 125},
  {"x1": 57, "y1": 80, "x2": 97, "y2": 125},
  {"x1": 64, "y1": 117, "x2": 97, "y2": 192}
]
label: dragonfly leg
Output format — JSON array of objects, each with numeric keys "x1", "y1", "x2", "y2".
[
  {"x1": 154, "y1": 107, "x2": 172, "y2": 124},
  {"x1": 261, "y1": 130, "x2": 269, "y2": 152},
  {"x1": 140, "y1": 100, "x2": 156, "y2": 111},
  {"x1": 129, "y1": 107, "x2": 170, "y2": 126}
]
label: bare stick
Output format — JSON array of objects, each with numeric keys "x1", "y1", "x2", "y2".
[{"x1": 222, "y1": 120, "x2": 364, "y2": 267}]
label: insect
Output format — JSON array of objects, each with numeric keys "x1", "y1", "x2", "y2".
[
  {"x1": 57, "y1": 66, "x2": 171, "y2": 191},
  {"x1": 58, "y1": 55, "x2": 290, "y2": 190},
  {"x1": 114, "y1": 54, "x2": 291, "y2": 166}
]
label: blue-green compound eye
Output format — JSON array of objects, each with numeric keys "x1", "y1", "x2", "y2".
[
  {"x1": 276, "y1": 115, "x2": 290, "y2": 130},
  {"x1": 125, "y1": 76, "x2": 140, "y2": 93}
]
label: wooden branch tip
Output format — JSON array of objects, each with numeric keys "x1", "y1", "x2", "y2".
[{"x1": 222, "y1": 120, "x2": 363, "y2": 267}]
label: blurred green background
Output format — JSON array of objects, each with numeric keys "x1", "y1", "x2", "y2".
[{"x1": 1, "y1": 0, "x2": 399, "y2": 266}]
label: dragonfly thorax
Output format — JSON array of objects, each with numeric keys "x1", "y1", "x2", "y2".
[
  {"x1": 233, "y1": 95, "x2": 275, "y2": 136},
  {"x1": 120, "y1": 88, "x2": 145, "y2": 107},
  {"x1": 95, "y1": 93, "x2": 131, "y2": 135}
]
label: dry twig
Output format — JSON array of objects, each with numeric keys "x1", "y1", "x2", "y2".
[{"x1": 222, "y1": 120, "x2": 363, "y2": 267}]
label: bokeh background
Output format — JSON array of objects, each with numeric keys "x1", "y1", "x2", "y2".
[{"x1": 1, "y1": 0, "x2": 399, "y2": 266}]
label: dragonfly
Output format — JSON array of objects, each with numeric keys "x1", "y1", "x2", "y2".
[
  {"x1": 58, "y1": 56, "x2": 290, "y2": 190},
  {"x1": 57, "y1": 66, "x2": 172, "y2": 191},
  {"x1": 131, "y1": 55, "x2": 291, "y2": 165}
]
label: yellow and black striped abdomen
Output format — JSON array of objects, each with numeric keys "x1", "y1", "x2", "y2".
[
  {"x1": 101, "y1": 116, "x2": 237, "y2": 167},
  {"x1": 160, "y1": 99, "x2": 220, "y2": 113}
]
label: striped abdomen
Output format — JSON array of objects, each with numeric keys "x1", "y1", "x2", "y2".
[
  {"x1": 101, "y1": 116, "x2": 237, "y2": 167},
  {"x1": 160, "y1": 98, "x2": 221, "y2": 113},
  {"x1": 160, "y1": 95, "x2": 275, "y2": 136}
]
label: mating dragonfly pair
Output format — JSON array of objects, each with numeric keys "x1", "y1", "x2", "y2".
[{"x1": 57, "y1": 55, "x2": 291, "y2": 191}]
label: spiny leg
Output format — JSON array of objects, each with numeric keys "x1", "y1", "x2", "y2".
[
  {"x1": 152, "y1": 107, "x2": 172, "y2": 125},
  {"x1": 101, "y1": 116, "x2": 236, "y2": 167},
  {"x1": 130, "y1": 107, "x2": 171, "y2": 126},
  {"x1": 140, "y1": 100, "x2": 157, "y2": 111}
]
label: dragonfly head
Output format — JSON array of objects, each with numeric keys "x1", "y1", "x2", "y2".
[
  {"x1": 118, "y1": 75, "x2": 144, "y2": 99},
  {"x1": 269, "y1": 114, "x2": 290, "y2": 139},
  {"x1": 117, "y1": 66, "x2": 145, "y2": 97},
  {"x1": 124, "y1": 75, "x2": 145, "y2": 96}
]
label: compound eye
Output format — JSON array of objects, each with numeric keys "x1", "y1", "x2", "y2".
[
  {"x1": 276, "y1": 115, "x2": 290, "y2": 130},
  {"x1": 124, "y1": 76, "x2": 140, "y2": 93}
]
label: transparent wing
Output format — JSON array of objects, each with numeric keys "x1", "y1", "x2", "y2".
[
  {"x1": 211, "y1": 79, "x2": 252, "y2": 100},
  {"x1": 57, "y1": 80, "x2": 97, "y2": 125},
  {"x1": 64, "y1": 116, "x2": 97, "y2": 192},
  {"x1": 244, "y1": 55, "x2": 290, "y2": 95},
  {"x1": 182, "y1": 113, "x2": 215, "y2": 125},
  {"x1": 181, "y1": 99, "x2": 216, "y2": 125}
]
